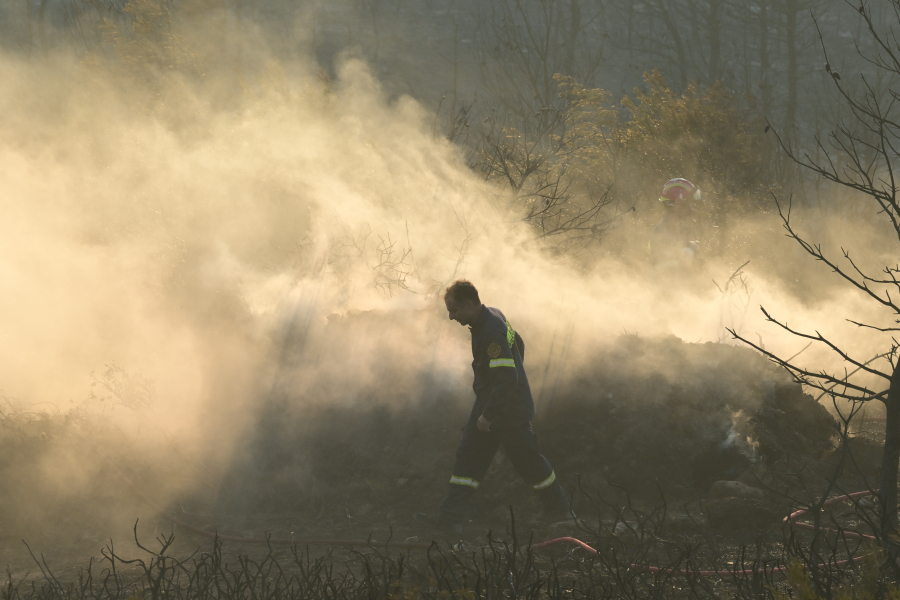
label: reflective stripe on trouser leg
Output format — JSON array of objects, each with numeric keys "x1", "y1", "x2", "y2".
[
  {"x1": 442, "y1": 422, "x2": 497, "y2": 522},
  {"x1": 449, "y1": 475, "x2": 480, "y2": 489},
  {"x1": 532, "y1": 471, "x2": 556, "y2": 490}
]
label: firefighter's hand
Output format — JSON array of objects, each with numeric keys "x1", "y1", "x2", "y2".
[{"x1": 477, "y1": 415, "x2": 492, "y2": 433}]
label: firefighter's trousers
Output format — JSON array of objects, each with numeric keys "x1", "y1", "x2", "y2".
[{"x1": 439, "y1": 421, "x2": 568, "y2": 522}]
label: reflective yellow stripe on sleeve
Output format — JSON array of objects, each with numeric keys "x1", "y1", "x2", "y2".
[
  {"x1": 532, "y1": 471, "x2": 556, "y2": 490},
  {"x1": 489, "y1": 358, "x2": 515, "y2": 368},
  {"x1": 450, "y1": 476, "x2": 480, "y2": 489}
]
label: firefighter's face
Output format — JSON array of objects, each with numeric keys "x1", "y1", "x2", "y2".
[
  {"x1": 674, "y1": 199, "x2": 693, "y2": 214},
  {"x1": 445, "y1": 296, "x2": 478, "y2": 326}
]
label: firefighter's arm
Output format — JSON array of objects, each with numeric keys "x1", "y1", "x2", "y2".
[{"x1": 481, "y1": 334, "x2": 518, "y2": 423}]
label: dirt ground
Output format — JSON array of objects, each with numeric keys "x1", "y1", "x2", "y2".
[{"x1": 2, "y1": 333, "x2": 883, "y2": 583}]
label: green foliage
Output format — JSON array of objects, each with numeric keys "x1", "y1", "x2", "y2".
[
  {"x1": 548, "y1": 70, "x2": 786, "y2": 260},
  {"x1": 620, "y1": 70, "x2": 777, "y2": 206},
  {"x1": 468, "y1": 69, "x2": 784, "y2": 256},
  {"x1": 557, "y1": 69, "x2": 778, "y2": 212}
]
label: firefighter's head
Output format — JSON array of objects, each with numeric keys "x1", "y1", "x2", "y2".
[
  {"x1": 659, "y1": 178, "x2": 700, "y2": 213},
  {"x1": 444, "y1": 279, "x2": 482, "y2": 326}
]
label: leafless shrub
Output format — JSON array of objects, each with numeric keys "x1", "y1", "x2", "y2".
[
  {"x1": 88, "y1": 362, "x2": 156, "y2": 412},
  {"x1": 475, "y1": 0, "x2": 606, "y2": 122},
  {"x1": 327, "y1": 222, "x2": 418, "y2": 296},
  {"x1": 371, "y1": 232, "x2": 417, "y2": 296},
  {"x1": 714, "y1": 261, "x2": 755, "y2": 343},
  {"x1": 471, "y1": 104, "x2": 624, "y2": 255},
  {"x1": 726, "y1": 4, "x2": 900, "y2": 564}
]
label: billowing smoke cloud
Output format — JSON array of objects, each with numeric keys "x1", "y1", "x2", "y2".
[{"x1": 0, "y1": 9, "x2": 894, "y2": 561}]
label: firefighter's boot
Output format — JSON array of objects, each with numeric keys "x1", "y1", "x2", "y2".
[{"x1": 537, "y1": 480, "x2": 575, "y2": 524}]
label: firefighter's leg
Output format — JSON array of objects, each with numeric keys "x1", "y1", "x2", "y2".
[
  {"x1": 497, "y1": 424, "x2": 570, "y2": 516},
  {"x1": 439, "y1": 422, "x2": 499, "y2": 523}
]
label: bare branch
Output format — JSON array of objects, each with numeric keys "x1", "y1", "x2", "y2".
[
  {"x1": 728, "y1": 327, "x2": 887, "y2": 402},
  {"x1": 758, "y1": 305, "x2": 891, "y2": 381},
  {"x1": 774, "y1": 196, "x2": 900, "y2": 314}
]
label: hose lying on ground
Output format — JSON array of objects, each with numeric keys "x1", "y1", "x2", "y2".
[
  {"x1": 784, "y1": 490, "x2": 878, "y2": 542},
  {"x1": 105, "y1": 456, "x2": 879, "y2": 578}
]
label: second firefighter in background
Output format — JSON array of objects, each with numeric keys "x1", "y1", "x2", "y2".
[{"x1": 648, "y1": 177, "x2": 702, "y2": 270}]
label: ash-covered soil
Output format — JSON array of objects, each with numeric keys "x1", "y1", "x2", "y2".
[
  {"x1": 0, "y1": 333, "x2": 882, "y2": 578},
  {"x1": 211, "y1": 333, "x2": 843, "y2": 514}
]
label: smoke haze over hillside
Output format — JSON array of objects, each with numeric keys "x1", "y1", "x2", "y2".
[{"x1": 0, "y1": 4, "x2": 897, "y2": 566}]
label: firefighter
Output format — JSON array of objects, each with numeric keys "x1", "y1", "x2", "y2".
[
  {"x1": 648, "y1": 178, "x2": 701, "y2": 269},
  {"x1": 415, "y1": 280, "x2": 571, "y2": 535}
]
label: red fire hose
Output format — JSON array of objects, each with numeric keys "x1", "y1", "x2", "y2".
[
  {"x1": 105, "y1": 458, "x2": 879, "y2": 578},
  {"x1": 783, "y1": 490, "x2": 879, "y2": 542},
  {"x1": 528, "y1": 491, "x2": 879, "y2": 577}
]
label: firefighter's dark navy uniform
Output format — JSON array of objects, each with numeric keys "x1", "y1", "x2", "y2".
[{"x1": 439, "y1": 305, "x2": 568, "y2": 523}]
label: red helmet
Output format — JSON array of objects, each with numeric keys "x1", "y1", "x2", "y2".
[{"x1": 659, "y1": 178, "x2": 701, "y2": 206}]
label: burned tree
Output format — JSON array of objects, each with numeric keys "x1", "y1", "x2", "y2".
[
  {"x1": 731, "y1": 1, "x2": 900, "y2": 549},
  {"x1": 469, "y1": 0, "x2": 621, "y2": 255},
  {"x1": 471, "y1": 101, "x2": 623, "y2": 255},
  {"x1": 475, "y1": 0, "x2": 606, "y2": 123}
]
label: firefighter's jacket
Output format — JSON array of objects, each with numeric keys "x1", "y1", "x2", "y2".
[
  {"x1": 468, "y1": 305, "x2": 534, "y2": 427},
  {"x1": 647, "y1": 214, "x2": 696, "y2": 269}
]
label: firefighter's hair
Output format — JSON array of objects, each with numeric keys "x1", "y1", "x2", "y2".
[{"x1": 444, "y1": 279, "x2": 480, "y2": 305}]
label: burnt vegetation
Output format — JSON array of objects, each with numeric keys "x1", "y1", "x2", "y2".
[
  {"x1": 3, "y1": 487, "x2": 900, "y2": 600},
  {"x1": 4, "y1": 0, "x2": 900, "y2": 597},
  {"x1": 1, "y1": 336, "x2": 897, "y2": 599}
]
